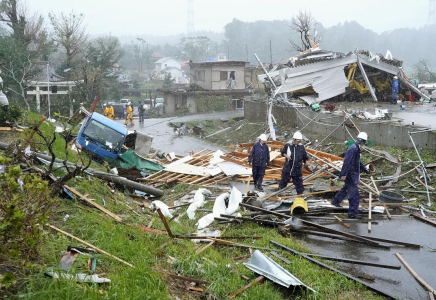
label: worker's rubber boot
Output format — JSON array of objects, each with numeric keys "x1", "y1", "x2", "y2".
[{"x1": 132, "y1": 120, "x2": 135, "y2": 125}]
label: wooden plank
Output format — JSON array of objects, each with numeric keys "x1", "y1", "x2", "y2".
[
  {"x1": 383, "y1": 204, "x2": 392, "y2": 220},
  {"x1": 227, "y1": 276, "x2": 265, "y2": 299},
  {"x1": 396, "y1": 253, "x2": 436, "y2": 295},
  {"x1": 416, "y1": 176, "x2": 435, "y2": 190},
  {"x1": 188, "y1": 287, "x2": 204, "y2": 292},
  {"x1": 48, "y1": 224, "x2": 134, "y2": 268},
  {"x1": 333, "y1": 215, "x2": 350, "y2": 228},
  {"x1": 0, "y1": 127, "x2": 23, "y2": 132},
  {"x1": 411, "y1": 213, "x2": 436, "y2": 228},
  {"x1": 371, "y1": 176, "x2": 380, "y2": 194},
  {"x1": 149, "y1": 150, "x2": 159, "y2": 160},
  {"x1": 64, "y1": 185, "x2": 122, "y2": 222}
]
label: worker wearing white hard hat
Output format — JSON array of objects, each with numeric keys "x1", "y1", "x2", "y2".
[
  {"x1": 331, "y1": 132, "x2": 370, "y2": 218},
  {"x1": 278, "y1": 131, "x2": 309, "y2": 194},
  {"x1": 248, "y1": 134, "x2": 270, "y2": 191}
]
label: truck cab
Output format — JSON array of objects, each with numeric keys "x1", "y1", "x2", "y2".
[{"x1": 77, "y1": 112, "x2": 127, "y2": 159}]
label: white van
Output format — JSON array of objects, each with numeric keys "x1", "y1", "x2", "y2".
[{"x1": 155, "y1": 98, "x2": 164, "y2": 108}]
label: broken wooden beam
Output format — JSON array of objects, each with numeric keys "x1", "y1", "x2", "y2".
[
  {"x1": 156, "y1": 208, "x2": 175, "y2": 238},
  {"x1": 333, "y1": 215, "x2": 350, "y2": 228},
  {"x1": 227, "y1": 276, "x2": 265, "y2": 299},
  {"x1": 64, "y1": 185, "x2": 122, "y2": 222},
  {"x1": 411, "y1": 213, "x2": 436, "y2": 228},
  {"x1": 48, "y1": 224, "x2": 134, "y2": 268}
]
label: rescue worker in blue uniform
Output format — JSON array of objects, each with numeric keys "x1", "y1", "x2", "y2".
[
  {"x1": 391, "y1": 76, "x2": 399, "y2": 104},
  {"x1": 331, "y1": 132, "x2": 370, "y2": 218},
  {"x1": 138, "y1": 100, "x2": 145, "y2": 123},
  {"x1": 278, "y1": 131, "x2": 308, "y2": 194},
  {"x1": 248, "y1": 134, "x2": 270, "y2": 191}
]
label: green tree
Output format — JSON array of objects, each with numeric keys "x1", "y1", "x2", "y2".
[
  {"x1": 49, "y1": 11, "x2": 87, "y2": 116},
  {"x1": 413, "y1": 59, "x2": 436, "y2": 83},
  {"x1": 71, "y1": 36, "x2": 123, "y2": 106},
  {"x1": 0, "y1": 0, "x2": 51, "y2": 109},
  {"x1": 163, "y1": 72, "x2": 172, "y2": 88}
]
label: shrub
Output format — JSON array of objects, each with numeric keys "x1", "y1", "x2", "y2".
[
  {"x1": 0, "y1": 105, "x2": 21, "y2": 126},
  {"x1": 0, "y1": 155, "x2": 53, "y2": 258}
]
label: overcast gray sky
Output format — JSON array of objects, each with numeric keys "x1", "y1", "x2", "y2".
[{"x1": 33, "y1": 0, "x2": 430, "y2": 36}]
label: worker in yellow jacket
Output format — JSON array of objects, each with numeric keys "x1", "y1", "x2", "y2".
[
  {"x1": 103, "y1": 103, "x2": 110, "y2": 118},
  {"x1": 125, "y1": 102, "x2": 134, "y2": 125},
  {"x1": 107, "y1": 104, "x2": 114, "y2": 120}
]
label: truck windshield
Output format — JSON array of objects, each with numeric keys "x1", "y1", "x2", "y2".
[{"x1": 82, "y1": 120, "x2": 125, "y2": 151}]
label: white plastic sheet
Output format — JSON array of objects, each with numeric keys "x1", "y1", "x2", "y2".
[
  {"x1": 187, "y1": 188, "x2": 211, "y2": 219},
  {"x1": 151, "y1": 200, "x2": 173, "y2": 218},
  {"x1": 196, "y1": 188, "x2": 242, "y2": 229}
]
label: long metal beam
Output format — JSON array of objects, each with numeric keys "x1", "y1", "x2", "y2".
[
  {"x1": 270, "y1": 241, "x2": 396, "y2": 299},
  {"x1": 357, "y1": 55, "x2": 378, "y2": 102}
]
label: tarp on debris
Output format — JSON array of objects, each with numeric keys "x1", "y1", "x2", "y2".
[{"x1": 106, "y1": 149, "x2": 163, "y2": 173}]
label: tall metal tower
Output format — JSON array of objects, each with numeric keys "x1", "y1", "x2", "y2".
[
  {"x1": 187, "y1": 0, "x2": 194, "y2": 36},
  {"x1": 429, "y1": 0, "x2": 436, "y2": 25}
]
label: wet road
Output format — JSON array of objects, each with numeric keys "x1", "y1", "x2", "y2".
[
  {"x1": 298, "y1": 209, "x2": 436, "y2": 300},
  {"x1": 114, "y1": 110, "x2": 244, "y2": 155}
]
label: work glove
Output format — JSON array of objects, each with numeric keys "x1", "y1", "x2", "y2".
[
  {"x1": 248, "y1": 162, "x2": 252, "y2": 165},
  {"x1": 340, "y1": 175, "x2": 346, "y2": 181}
]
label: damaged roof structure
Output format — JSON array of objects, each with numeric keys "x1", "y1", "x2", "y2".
[{"x1": 259, "y1": 48, "x2": 431, "y2": 105}]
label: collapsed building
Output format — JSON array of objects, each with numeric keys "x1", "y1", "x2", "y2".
[{"x1": 259, "y1": 48, "x2": 431, "y2": 105}]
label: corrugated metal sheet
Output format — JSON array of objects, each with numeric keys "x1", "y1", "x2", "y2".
[{"x1": 244, "y1": 250, "x2": 316, "y2": 292}]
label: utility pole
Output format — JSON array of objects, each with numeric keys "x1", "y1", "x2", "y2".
[
  {"x1": 246, "y1": 44, "x2": 248, "y2": 62},
  {"x1": 269, "y1": 40, "x2": 272, "y2": 64},
  {"x1": 227, "y1": 45, "x2": 229, "y2": 61},
  {"x1": 47, "y1": 62, "x2": 51, "y2": 121}
]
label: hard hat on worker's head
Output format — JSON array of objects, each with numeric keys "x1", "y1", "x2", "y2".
[
  {"x1": 293, "y1": 131, "x2": 303, "y2": 140},
  {"x1": 393, "y1": 76, "x2": 398, "y2": 80},
  {"x1": 103, "y1": 103, "x2": 107, "y2": 106},
  {"x1": 127, "y1": 102, "x2": 131, "y2": 106},
  {"x1": 357, "y1": 131, "x2": 368, "y2": 141},
  {"x1": 258, "y1": 134, "x2": 267, "y2": 141}
]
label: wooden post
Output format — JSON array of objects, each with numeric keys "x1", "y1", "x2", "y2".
[
  {"x1": 228, "y1": 276, "x2": 265, "y2": 299},
  {"x1": 48, "y1": 224, "x2": 134, "y2": 268},
  {"x1": 368, "y1": 192, "x2": 372, "y2": 233},
  {"x1": 396, "y1": 253, "x2": 436, "y2": 295}
]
